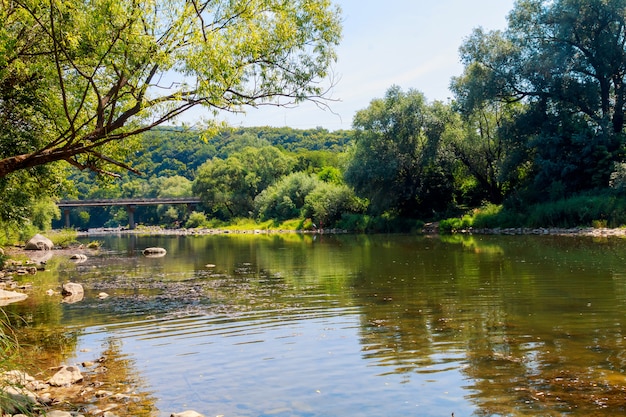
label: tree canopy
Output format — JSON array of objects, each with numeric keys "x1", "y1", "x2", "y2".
[
  {"x1": 344, "y1": 86, "x2": 456, "y2": 218},
  {"x1": 455, "y1": 0, "x2": 626, "y2": 199},
  {"x1": 0, "y1": 0, "x2": 342, "y2": 178}
]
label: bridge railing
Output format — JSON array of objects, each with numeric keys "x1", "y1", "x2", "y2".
[{"x1": 57, "y1": 197, "x2": 204, "y2": 229}]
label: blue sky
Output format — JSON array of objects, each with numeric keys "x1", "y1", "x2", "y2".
[{"x1": 211, "y1": 1, "x2": 516, "y2": 130}]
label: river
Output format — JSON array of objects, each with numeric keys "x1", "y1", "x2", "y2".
[{"x1": 6, "y1": 233, "x2": 626, "y2": 416}]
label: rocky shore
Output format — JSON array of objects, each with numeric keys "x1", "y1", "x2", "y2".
[
  {"x1": 0, "y1": 235, "x2": 206, "y2": 417},
  {"x1": 455, "y1": 226, "x2": 626, "y2": 237}
]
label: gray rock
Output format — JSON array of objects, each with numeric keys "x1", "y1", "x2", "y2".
[
  {"x1": 24, "y1": 234, "x2": 54, "y2": 251},
  {"x1": 1, "y1": 370, "x2": 35, "y2": 385},
  {"x1": 44, "y1": 411, "x2": 75, "y2": 417},
  {"x1": 62, "y1": 282, "x2": 84, "y2": 296},
  {"x1": 0, "y1": 289, "x2": 28, "y2": 306},
  {"x1": 69, "y1": 253, "x2": 88, "y2": 262},
  {"x1": 61, "y1": 282, "x2": 84, "y2": 303},
  {"x1": 48, "y1": 365, "x2": 83, "y2": 387},
  {"x1": 170, "y1": 411, "x2": 206, "y2": 417},
  {"x1": 143, "y1": 247, "x2": 167, "y2": 257},
  {"x1": 0, "y1": 385, "x2": 37, "y2": 414}
]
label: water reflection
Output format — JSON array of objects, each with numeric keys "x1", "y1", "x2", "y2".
[{"x1": 6, "y1": 233, "x2": 626, "y2": 416}]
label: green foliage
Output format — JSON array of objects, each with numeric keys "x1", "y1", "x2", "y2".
[
  {"x1": 439, "y1": 215, "x2": 473, "y2": 233},
  {"x1": 524, "y1": 193, "x2": 626, "y2": 228},
  {"x1": 344, "y1": 86, "x2": 456, "y2": 218},
  {"x1": 470, "y1": 204, "x2": 509, "y2": 228},
  {"x1": 303, "y1": 182, "x2": 365, "y2": 227},
  {"x1": 193, "y1": 146, "x2": 295, "y2": 220},
  {"x1": 457, "y1": 0, "x2": 626, "y2": 200},
  {"x1": 254, "y1": 173, "x2": 319, "y2": 221},
  {"x1": 336, "y1": 213, "x2": 424, "y2": 234},
  {"x1": 185, "y1": 212, "x2": 210, "y2": 229},
  {"x1": 0, "y1": 0, "x2": 342, "y2": 178},
  {"x1": 48, "y1": 229, "x2": 79, "y2": 248},
  {"x1": 317, "y1": 166, "x2": 344, "y2": 184}
]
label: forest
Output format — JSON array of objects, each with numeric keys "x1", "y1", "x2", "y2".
[{"x1": 4, "y1": 0, "x2": 626, "y2": 240}]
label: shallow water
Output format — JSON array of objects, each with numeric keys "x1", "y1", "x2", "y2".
[{"x1": 8, "y1": 233, "x2": 626, "y2": 416}]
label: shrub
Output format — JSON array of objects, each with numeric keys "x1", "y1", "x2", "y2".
[
  {"x1": 254, "y1": 172, "x2": 319, "y2": 221},
  {"x1": 185, "y1": 211, "x2": 209, "y2": 228}
]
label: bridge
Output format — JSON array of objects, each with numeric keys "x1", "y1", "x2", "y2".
[{"x1": 58, "y1": 197, "x2": 203, "y2": 229}]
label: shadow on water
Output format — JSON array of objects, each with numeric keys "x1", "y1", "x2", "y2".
[{"x1": 6, "y1": 233, "x2": 626, "y2": 416}]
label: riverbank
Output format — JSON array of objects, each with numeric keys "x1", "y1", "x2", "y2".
[
  {"x1": 76, "y1": 225, "x2": 348, "y2": 236},
  {"x1": 454, "y1": 226, "x2": 626, "y2": 237},
  {"x1": 78, "y1": 224, "x2": 626, "y2": 238}
]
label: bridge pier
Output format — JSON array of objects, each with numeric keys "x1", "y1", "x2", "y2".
[
  {"x1": 64, "y1": 209, "x2": 71, "y2": 228},
  {"x1": 127, "y1": 205, "x2": 137, "y2": 230}
]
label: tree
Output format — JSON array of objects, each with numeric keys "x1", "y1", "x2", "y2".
[
  {"x1": 457, "y1": 0, "x2": 626, "y2": 196},
  {"x1": 344, "y1": 86, "x2": 455, "y2": 218},
  {"x1": 192, "y1": 146, "x2": 294, "y2": 219},
  {"x1": 254, "y1": 172, "x2": 319, "y2": 221},
  {"x1": 0, "y1": 0, "x2": 342, "y2": 178}
]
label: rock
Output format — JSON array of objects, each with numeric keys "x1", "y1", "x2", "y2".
[
  {"x1": 170, "y1": 411, "x2": 206, "y2": 417},
  {"x1": 143, "y1": 247, "x2": 167, "y2": 257},
  {"x1": 44, "y1": 411, "x2": 75, "y2": 417},
  {"x1": 48, "y1": 365, "x2": 83, "y2": 387},
  {"x1": 0, "y1": 289, "x2": 28, "y2": 306},
  {"x1": 62, "y1": 282, "x2": 84, "y2": 303},
  {"x1": 0, "y1": 385, "x2": 38, "y2": 414},
  {"x1": 1, "y1": 370, "x2": 35, "y2": 385},
  {"x1": 62, "y1": 292, "x2": 84, "y2": 304},
  {"x1": 98, "y1": 292, "x2": 109, "y2": 299},
  {"x1": 62, "y1": 282, "x2": 84, "y2": 296},
  {"x1": 24, "y1": 234, "x2": 54, "y2": 251},
  {"x1": 69, "y1": 253, "x2": 88, "y2": 262}
]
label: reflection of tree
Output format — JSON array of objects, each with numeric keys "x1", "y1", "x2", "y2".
[{"x1": 351, "y1": 235, "x2": 626, "y2": 415}]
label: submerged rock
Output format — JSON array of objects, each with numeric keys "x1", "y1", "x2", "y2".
[
  {"x1": 62, "y1": 282, "x2": 84, "y2": 303},
  {"x1": 62, "y1": 282, "x2": 84, "y2": 296},
  {"x1": 143, "y1": 247, "x2": 167, "y2": 257},
  {"x1": 171, "y1": 411, "x2": 206, "y2": 417},
  {"x1": 69, "y1": 253, "x2": 88, "y2": 262}
]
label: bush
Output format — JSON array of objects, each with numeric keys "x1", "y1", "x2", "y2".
[
  {"x1": 254, "y1": 172, "x2": 319, "y2": 221},
  {"x1": 185, "y1": 211, "x2": 209, "y2": 228},
  {"x1": 439, "y1": 215, "x2": 473, "y2": 233},
  {"x1": 303, "y1": 182, "x2": 364, "y2": 227}
]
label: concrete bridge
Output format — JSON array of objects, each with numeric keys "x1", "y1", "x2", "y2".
[{"x1": 57, "y1": 197, "x2": 202, "y2": 229}]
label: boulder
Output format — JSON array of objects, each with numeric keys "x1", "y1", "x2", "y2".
[
  {"x1": 48, "y1": 365, "x2": 83, "y2": 387},
  {"x1": 69, "y1": 253, "x2": 88, "y2": 262},
  {"x1": 170, "y1": 411, "x2": 206, "y2": 417},
  {"x1": 0, "y1": 385, "x2": 38, "y2": 414},
  {"x1": 62, "y1": 282, "x2": 84, "y2": 296},
  {"x1": 143, "y1": 247, "x2": 167, "y2": 257},
  {"x1": 0, "y1": 289, "x2": 28, "y2": 306},
  {"x1": 44, "y1": 410, "x2": 75, "y2": 417},
  {"x1": 24, "y1": 234, "x2": 54, "y2": 251},
  {"x1": 62, "y1": 283, "x2": 84, "y2": 303}
]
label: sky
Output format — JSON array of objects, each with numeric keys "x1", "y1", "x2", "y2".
[{"x1": 193, "y1": 0, "x2": 517, "y2": 131}]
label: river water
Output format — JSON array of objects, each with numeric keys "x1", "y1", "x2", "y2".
[{"x1": 7, "y1": 233, "x2": 626, "y2": 416}]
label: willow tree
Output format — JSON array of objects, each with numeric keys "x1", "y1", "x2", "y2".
[
  {"x1": 456, "y1": 0, "x2": 626, "y2": 197},
  {"x1": 0, "y1": 0, "x2": 342, "y2": 178},
  {"x1": 344, "y1": 86, "x2": 456, "y2": 218}
]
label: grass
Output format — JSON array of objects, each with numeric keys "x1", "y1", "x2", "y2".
[{"x1": 440, "y1": 192, "x2": 626, "y2": 232}]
